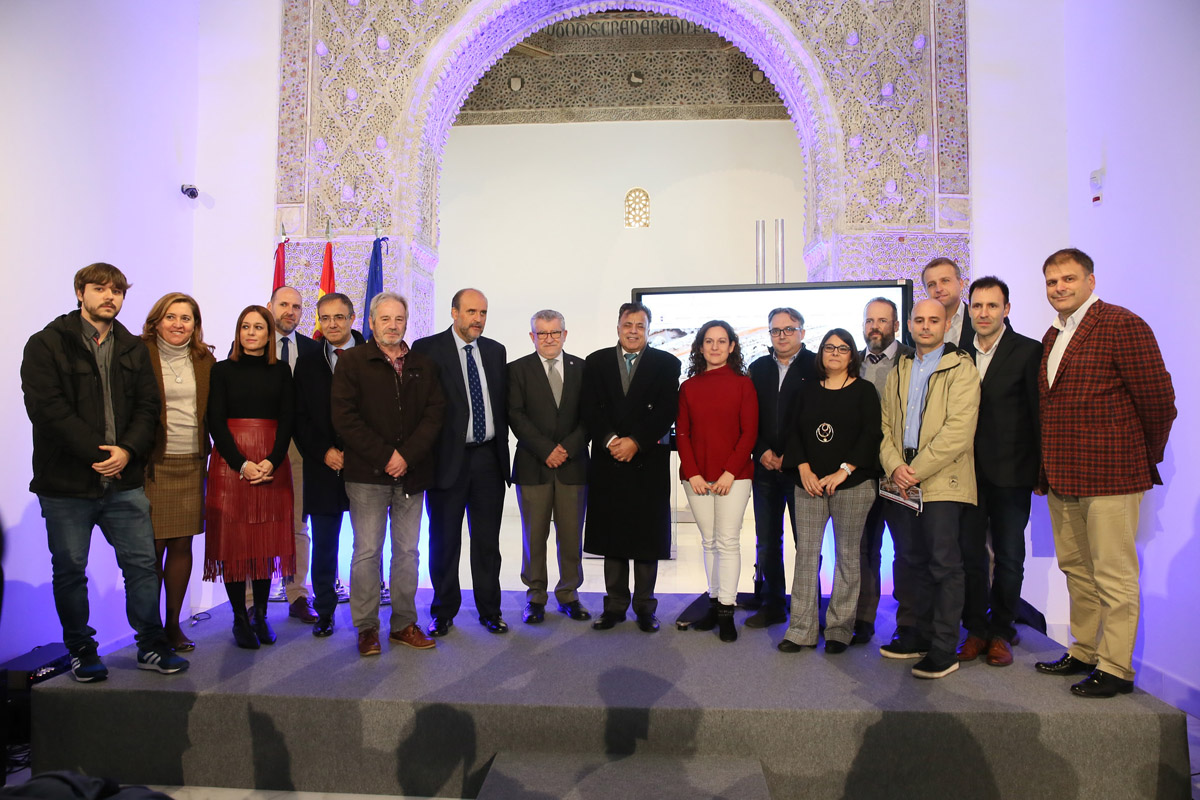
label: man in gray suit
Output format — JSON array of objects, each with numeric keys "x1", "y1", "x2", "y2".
[
  {"x1": 854, "y1": 297, "x2": 916, "y2": 644},
  {"x1": 508, "y1": 310, "x2": 591, "y2": 624}
]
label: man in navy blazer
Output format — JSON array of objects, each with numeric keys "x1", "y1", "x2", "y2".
[
  {"x1": 956, "y1": 276, "x2": 1042, "y2": 668},
  {"x1": 507, "y1": 309, "x2": 591, "y2": 624},
  {"x1": 411, "y1": 288, "x2": 510, "y2": 635}
]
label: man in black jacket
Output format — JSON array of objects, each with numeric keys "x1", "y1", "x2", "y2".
[
  {"x1": 21, "y1": 263, "x2": 187, "y2": 681},
  {"x1": 745, "y1": 307, "x2": 816, "y2": 627},
  {"x1": 294, "y1": 292, "x2": 366, "y2": 637}
]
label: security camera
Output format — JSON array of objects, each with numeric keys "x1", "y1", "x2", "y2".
[{"x1": 181, "y1": 184, "x2": 199, "y2": 199}]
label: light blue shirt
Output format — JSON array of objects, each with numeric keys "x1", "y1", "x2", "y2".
[
  {"x1": 452, "y1": 327, "x2": 495, "y2": 443},
  {"x1": 325, "y1": 336, "x2": 355, "y2": 372},
  {"x1": 903, "y1": 345, "x2": 945, "y2": 450}
]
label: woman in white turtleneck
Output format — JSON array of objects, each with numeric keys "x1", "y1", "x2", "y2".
[{"x1": 141, "y1": 293, "x2": 215, "y2": 652}]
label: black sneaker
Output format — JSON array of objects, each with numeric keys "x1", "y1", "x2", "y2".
[
  {"x1": 912, "y1": 653, "x2": 959, "y2": 679},
  {"x1": 879, "y1": 634, "x2": 929, "y2": 660},
  {"x1": 70, "y1": 645, "x2": 108, "y2": 683},
  {"x1": 137, "y1": 643, "x2": 190, "y2": 674}
]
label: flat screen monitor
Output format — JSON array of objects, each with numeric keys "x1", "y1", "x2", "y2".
[{"x1": 631, "y1": 279, "x2": 913, "y2": 372}]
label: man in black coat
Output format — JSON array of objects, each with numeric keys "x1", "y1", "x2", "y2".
[
  {"x1": 956, "y1": 276, "x2": 1042, "y2": 668},
  {"x1": 411, "y1": 288, "x2": 510, "y2": 636},
  {"x1": 293, "y1": 292, "x2": 366, "y2": 637},
  {"x1": 582, "y1": 302, "x2": 680, "y2": 633},
  {"x1": 21, "y1": 263, "x2": 185, "y2": 680},
  {"x1": 745, "y1": 307, "x2": 816, "y2": 627},
  {"x1": 508, "y1": 309, "x2": 590, "y2": 624},
  {"x1": 268, "y1": 285, "x2": 322, "y2": 623}
]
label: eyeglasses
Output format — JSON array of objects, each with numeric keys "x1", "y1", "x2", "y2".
[
  {"x1": 823, "y1": 344, "x2": 852, "y2": 355},
  {"x1": 769, "y1": 326, "x2": 800, "y2": 337},
  {"x1": 319, "y1": 314, "x2": 350, "y2": 324},
  {"x1": 534, "y1": 330, "x2": 564, "y2": 341}
]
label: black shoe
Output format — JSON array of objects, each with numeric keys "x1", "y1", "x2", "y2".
[
  {"x1": 427, "y1": 617, "x2": 453, "y2": 637},
  {"x1": 557, "y1": 600, "x2": 592, "y2": 621},
  {"x1": 825, "y1": 640, "x2": 848, "y2": 654},
  {"x1": 232, "y1": 615, "x2": 260, "y2": 650},
  {"x1": 312, "y1": 615, "x2": 335, "y2": 638},
  {"x1": 479, "y1": 614, "x2": 509, "y2": 634},
  {"x1": 850, "y1": 620, "x2": 874, "y2": 645},
  {"x1": 777, "y1": 639, "x2": 811, "y2": 653},
  {"x1": 523, "y1": 603, "x2": 545, "y2": 624},
  {"x1": 879, "y1": 633, "x2": 929, "y2": 660},
  {"x1": 592, "y1": 611, "x2": 626, "y2": 630},
  {"x1": 251, "y1": 607, "x2": 277, "y2": 645},
  {"x1": 1070, "y1": 669, "x2": 1134, "y2": 698},
  {"x1": 716, "y1": 604, "x2": 737, "y2": 643},
  {"x1": 743, "y1": 607, "x2": 786, "y2": 629},
  {"x1": 692, "y1": 598, "x2": 719, "y2": 632},
  {"x1": 912, "y1": 653, "x2": 960, "y2": 679},
  {"x1": 1035, "y1": 652, "x2": 1096, "y2": 676},
  {"x1": 636, "y1": 614, "x2": 660, "y2": 633}
]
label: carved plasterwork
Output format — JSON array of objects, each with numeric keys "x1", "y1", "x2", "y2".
[
  {"x1": 834, "y1": 232, "x2": 970, "y2": 286},
  {"x1": 934, "y1": 0, "x2": 968, "y2": 195},
  {"x1": 276, "y1": 0, "x2": 312, "y2": 205}
]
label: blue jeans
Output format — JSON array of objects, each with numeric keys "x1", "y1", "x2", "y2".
[
  {"x1": 39, "y1": 489, "x2": 164, "y2": 653},
  {"x1": 751, "y1": 466, "x2": 796, "y2": 610}
]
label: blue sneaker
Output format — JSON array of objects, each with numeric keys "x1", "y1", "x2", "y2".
[
  {"x1": 137, "y1": 643, "x2": 190, "y2": 674},
  {"x1": 70, "y1": 645, "x2": 109, "y2": 683}
]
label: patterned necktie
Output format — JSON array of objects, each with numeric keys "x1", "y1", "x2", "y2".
[
  {"x1": 624, "y1": 351, "x2": 637, "y2": 375},
  {"x1": 867, "y1": 353, "x2": 883, "y2": 364},
  {"x1": 547, "y1": 357, "x2": 563, "y2": 407},
  {"x1": 465, "y1": 344, "x2": 486, "y2": 443},
  {"x1": 279, "y1": 336, "x2": 290, "y2": 367}
]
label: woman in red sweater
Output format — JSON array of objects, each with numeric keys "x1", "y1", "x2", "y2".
[{"x1": 676, "y1": 320, "x2": 758, "y2": 642}]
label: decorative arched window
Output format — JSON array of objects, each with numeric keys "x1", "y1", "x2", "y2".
[{"x1": 624, "y1": 188, "x2": 650, "y2": 228}]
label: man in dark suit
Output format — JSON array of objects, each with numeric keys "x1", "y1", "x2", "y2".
[
  {"x1": 955, "y1": 277, "x2": 1042, "y2": 668},
  {"x1": 1034, "y1": 248, "x2": 1175, "y2": 698},
  {"x1": 508, "y1": 309, "x2": 591, "y2": 624},
  {"x1": 268, "y1": 285, "x2": 321, "y2": 623},
  {"x1": 745, "y1": 307, "x2": 815, "y2": 627},
  {"x1": 854, "y1": 297, "x2": 915, "y2": 644},
  {"x1": 582, "y1": 302, "x2": 680, "y2": 633},
  {"x1": 922, "y1": 257, "x2": 975, "y2": 350},
  {"x1": 411, "y1": 288, "x2": 510, "y2": 635},
  {"x1": 293, "y1": 292, "x2": 366, "y2": 637}
]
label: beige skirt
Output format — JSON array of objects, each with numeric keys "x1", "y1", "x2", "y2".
[{"x1": 146, "y1": 453, "x2": 206, "y2": 540}]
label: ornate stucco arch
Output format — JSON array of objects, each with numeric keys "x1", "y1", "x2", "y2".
[{"x1": 396, "y1": 0, "x2": 846, "y2": 277}]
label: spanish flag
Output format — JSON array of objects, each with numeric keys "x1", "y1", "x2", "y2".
[{"x1": 312, "y1": 240, "x2": 334, "y2": 340}]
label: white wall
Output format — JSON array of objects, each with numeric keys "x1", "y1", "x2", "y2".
[
  {"x1": 1060, "y1": 0, "x2": 1200, "y2": 714},
  {"x1": 438, "y1": 120, "x2": 807, "y2": 361},
  {"x1": 0, "y1": 0, "x2": 279, "y2": 663}
]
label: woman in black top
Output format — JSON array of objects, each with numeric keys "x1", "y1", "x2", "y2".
[
  {"x1": 204, "y1": 305, "x2": 296, "y2": 649},
  {"x1": 779, "y1": 328, "x2": 882, "y2": 654}
]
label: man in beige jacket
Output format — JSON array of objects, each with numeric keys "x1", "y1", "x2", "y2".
[{"x1": 879, "y1": 298, "x2": 980, "y2": 679}]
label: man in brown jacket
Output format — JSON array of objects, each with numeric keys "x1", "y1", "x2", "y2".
[{"x1": 331, "y1": 292, "x2": 445, "y2": 657}]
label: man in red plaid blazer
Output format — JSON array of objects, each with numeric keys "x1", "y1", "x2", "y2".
[{"x1": 1033, "y1": 248, "x2": 1176, "y2": 699}]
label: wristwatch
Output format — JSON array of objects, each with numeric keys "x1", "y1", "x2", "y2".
[{"x1": 839, "y1": 462, "x2": 853, "y2": 476}]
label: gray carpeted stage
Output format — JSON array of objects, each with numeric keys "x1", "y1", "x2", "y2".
[{"x1": 32, "y1": 590, "x2": 1191, "y2": 799}]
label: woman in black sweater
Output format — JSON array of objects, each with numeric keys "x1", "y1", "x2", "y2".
[
  {"x1": 204, "y1": 305, "x2": 296, "y2": 649},
  {"x1": 779, "y1": 328, "x2": 882, "y2": 654}
]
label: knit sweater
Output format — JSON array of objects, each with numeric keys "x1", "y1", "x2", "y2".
[{"x1": 676, "y1": 365, "x2": 758, "y2": 482}]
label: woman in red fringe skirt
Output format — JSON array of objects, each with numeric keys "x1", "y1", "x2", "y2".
[{"x1": 204, "y1": 305, "x2": 296, "y2": 649}]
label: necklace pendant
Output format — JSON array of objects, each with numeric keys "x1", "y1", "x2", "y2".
[{"x1": 175, "y1": 376, "x2": 184, "y2": 384}]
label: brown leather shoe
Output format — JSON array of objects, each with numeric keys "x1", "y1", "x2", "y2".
[
  {"x1": 956, "y1": 634, "x2": 988, "y2": 661},
  {"x1": 357, "y1": 628, "x2": 381, "y2": 657},
  {"x1": 986, "y1": 637, "x2": 1014, "y2": 667},
  {"x1": 289, "y1": 596, "x2": 318, "y2": 623},
  {"x1": 389, "y1": 623, "x2": 436, "y2": 651}
]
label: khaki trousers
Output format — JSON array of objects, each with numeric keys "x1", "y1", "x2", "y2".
[{"x1": 1048, "y1": 489, "x2": 1142, "y2": 680}]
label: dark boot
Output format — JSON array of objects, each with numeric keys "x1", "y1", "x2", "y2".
[
  {"x1": 691, "y1": 596, "x2": 718, "y2": 631},
  {"x1": 232, "y1": 610, "x2": 260, "y2": 650},
  {"x1": 251, "y1": 605, "x2": 277, "y2": 645},
  {"x1": 717, "y1": 603, "x2": 738, "y2": 643}
]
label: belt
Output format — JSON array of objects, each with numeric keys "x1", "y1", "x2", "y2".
[{"x1": 903, "y1": 448, "x2": 918, "y2": 464}]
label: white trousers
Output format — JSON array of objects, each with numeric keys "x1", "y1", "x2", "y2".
[{"x1": 684, "y1": 479, "x2": 752, "y2": 605}]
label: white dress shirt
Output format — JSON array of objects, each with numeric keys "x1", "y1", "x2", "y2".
[
  {"x1": 944, "y1": 302, "x2": 966, "y2": 347},
  {"x1": 1046, "y1": 293, "x2": 1100, "y2": 388},
  {"x1": 972, "y1": 324, "x2": 1006, "y2": 382},
  {"x1": 275, "y1": 331, "x2": 298, "y2": 373},
  {"x1": 452, "y1": 327, "x2": 495, "y2": 443}
]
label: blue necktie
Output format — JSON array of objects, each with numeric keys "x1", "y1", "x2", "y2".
[
  {"x1": 465, "y1": 344, "x2": 486, "y2": 443},
  {"x1": 625, "y1": 352, "x2": 637, "y2": 375},
  {"x1": 279, "y1": 336, "x2": 290, "y2": 367}
]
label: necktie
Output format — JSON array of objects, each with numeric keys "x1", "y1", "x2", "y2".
[
  {"x1": 332, "y1": 347, "x2": 344, "y2": 372},
  {"x1": 465, "y1": 344, "x2": 486, "y2": 443},
  {"x1": 279, "y1": 336, "x2": 290, "y2": 367},
  {"x1": 624, "y1": 352, "x2": 637, "y2": 375},
  {"x1": 547, "y1": 357, "x2": 563, "y2": 407},
  {"x1": 867, "y1": 353, "x2": 883, "y2": 364}
]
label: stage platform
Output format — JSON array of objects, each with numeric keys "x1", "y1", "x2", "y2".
[{"x1": 32, "y1": 590, "x2": 1191, "y2": 799}]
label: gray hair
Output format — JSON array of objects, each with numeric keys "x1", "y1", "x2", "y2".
[
  {"x1": 369, "y1": 291, "x2": 409, "y2": 320},
  {"x1": 530, "y1": 309, "x2": 565, "y2": 332}
]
